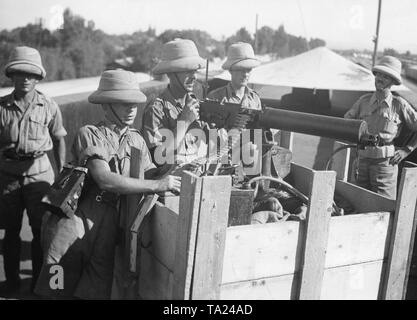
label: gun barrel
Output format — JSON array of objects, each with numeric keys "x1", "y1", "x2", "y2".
[{"x1": 258, "y1": 108, "x2": 368, "y2": 143}]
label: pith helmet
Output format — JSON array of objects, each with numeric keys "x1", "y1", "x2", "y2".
[
  {"x1": 372, "y1": 56, "x2": 402, "y2": 85},
  {"x1": 152, "y1": 38, "x2": 205, "y2": 75},
  {"x1": 5, "y1": 46, "x2": 46, "y2": 79},
  {"x1": 88, "y1": 70, "x2": 147, "y2": 104},
  {"x1": 222, "y1": 42, "x2": 261, "y2": 71}
]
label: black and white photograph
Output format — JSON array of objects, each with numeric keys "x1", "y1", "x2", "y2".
[{"x1": 0, "y1": 0, "x2": 417, "y2": 306}]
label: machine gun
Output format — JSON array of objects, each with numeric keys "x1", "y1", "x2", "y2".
[{"x1": 197, "y1": 99, "x2": 373, "y2": 223}]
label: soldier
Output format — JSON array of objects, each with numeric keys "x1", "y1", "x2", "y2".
[
  {"x1": 207, "y1": 42, "x2": 262, "y2": 176},
  {"x1": 142, "y1": 38, "x2": 208, "y2": 168},
  {"x1": 35, "y1": 70, "x2": 180, "y2": 300},
  {"x1": 208, "y1": 42, "x2": 261, "y2": 111},
  {"x1": 344, "y1": 56, "x2": 417, "y2": 199},
  {"x1": 0, "y1": 46, "x2": 67, "y2": 296}
]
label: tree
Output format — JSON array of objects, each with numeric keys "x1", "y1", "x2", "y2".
[
  {"x1": 272, "y1": 25, "x2": 289, "y2": 57},
  {"x1": 225, "y1": 27, "x2": 253, "y2": 50},
  {"x1": 309, "y1": 38, "x2": 326, "y2": 49},
  {"x1": 257, "y1": 26, "x2": 274, "y2": 54},
  {"x1": 383, "y1": 48, "x2": 399, "y2": 57}
]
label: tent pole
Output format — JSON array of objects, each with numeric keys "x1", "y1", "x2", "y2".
[{"x1": 372, "y1": 0, "x2": 382, "y2": 67}]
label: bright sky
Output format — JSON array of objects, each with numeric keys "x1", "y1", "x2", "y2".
[{"x1": 0, "y1": 0, "x2": 416, "y2": 53}]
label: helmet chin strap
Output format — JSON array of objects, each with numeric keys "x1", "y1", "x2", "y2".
[
  {"x1": 173, "y1": 73, "x2": 188, "y2": 95},
  {"x1": 107, "y1": 104, "x2": 127, "y2": 130}
]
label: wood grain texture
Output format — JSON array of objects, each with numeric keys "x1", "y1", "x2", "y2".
[
  {"x1": 172, "y1": 172, "x2": 202, "y2": 300},
  {"x1": 381, "y1": 166, "x2": 417, "y2": 300},
  {"x1": 335, "y1": 180, "x2": 395, "y2": 213},
  {"x1": 220, "y1": 261, "x2": 384, "y2": 300},
  {"x1": 191, "y1": 175, "x2": 232, "y2": 300},
  {"x1": 297, "y1": 169, "x2": 336, "y2": 300},
  {"x1": 221, "y1": 212, "x2": 391, "y2": 284}
]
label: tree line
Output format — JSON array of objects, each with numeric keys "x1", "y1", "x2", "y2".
[{"x1": 0, "y1": 8, "x2": 327, "y2": 87}]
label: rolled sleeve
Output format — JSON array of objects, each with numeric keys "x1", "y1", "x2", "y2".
[
  {"x1": 140, "y1": 139, "x2": 156, "y2": 172},
  {"x1": 71, "y1": 126, "x2": 110, "y2": 166},
  {"x1": 48, "y1": 100, "x2": 67, "y2": 139},
  {"x1": 401, "y1": 102, "x2": 417, "y2": 132}
]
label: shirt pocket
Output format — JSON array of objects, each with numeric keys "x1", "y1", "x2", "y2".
[
  {"x1": 382, "y1": 113, "x2": 401, "y2": 136},
  {"x1": 28, "y1": 114, "x2": 48, "y2": 140}
]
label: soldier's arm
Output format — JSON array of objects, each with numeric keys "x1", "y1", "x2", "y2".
[
  {"x1": 86, "y1": 157, "x2": 181, "y2": 194},
  {"x1": 53, "y1": 136, "x2": 66, "y2": 172},
  {"x1": 49, "y1": 100, "x2": 67, "y2": 172},
  {"x1": 391, "y1": 101, "x2": 417, "y2": 164}
]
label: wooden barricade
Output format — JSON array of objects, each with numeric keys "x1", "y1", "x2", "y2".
[{"x1": 128, "y1": 163, "x2": 417, "y2": 300}]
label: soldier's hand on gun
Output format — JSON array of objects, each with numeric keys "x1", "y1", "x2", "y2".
[
  {"x1": 179, "y1": 93, "x2": 200, "y2": 123},
  {"x1": 159, "y1": 175, "x2": 182, "y2": 194},
  {"x1": 391, "y1": 147, "x2": 411, "y2": 165}
]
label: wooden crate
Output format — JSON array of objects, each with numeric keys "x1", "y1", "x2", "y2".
[{"x1": 129, "y1": 163, "x2": 417, "y2": 300}]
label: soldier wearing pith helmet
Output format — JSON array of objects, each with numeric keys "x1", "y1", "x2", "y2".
[
  {"x1": 208, "y1": 42, "x2": 263, "y2": 176},
  {"x1": 142, "y1": 38, "x2": 209, "y2": 167},
  {"x1": 0, "y1": 46, "x2": 67, "y2": 297},
  {"x1": 208, "y1": 42, "x2": 262, "y2": 110},
  {"x1": 345, "y1": 56, "x2": 417, "y2": 199},
  {"x1": 35, "y1": 70, "x2": 180, "y2": 300}
]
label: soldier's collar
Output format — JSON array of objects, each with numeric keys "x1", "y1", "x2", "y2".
[
  {"x1": 4, "y1": 90, "x2": 41, "y2": 111},
  {"x1": 101, "y1": 118, "x2": 128, "y2": 137},
  {"x1": 371, "y1": 91, "x2": 393, "y2": 108},
  {"x1": 226, "y1": 83, "x2": 249, "y2": 99}
]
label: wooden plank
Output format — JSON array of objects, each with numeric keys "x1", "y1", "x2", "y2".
[
  {"x1": 289, "y1": 162, "x2": 314, "y2": 196},
  {"x1": 191, "y1": 175, "x2": 232, "y2": 300},
  {"x1": 325, "y1": 212, "x2": 391, "y2": 268},
  {"x1": 220, "y1": 261, "x2": 384, "y2": 300},
  {"x1": 172, "y1": 172, "x2": 202, "y2": 300},
  {"x1": 335, "y1": 180, "x2": 395, "y2": 213},
  {"x1": 221, "y1": 211, "x2": 391, "y2": 284},
  {"x1": 329, "y1": 141, "x2": 351, "y2": 181},
  {"x1": 381, "y1": 166, "x2": 417, "y2": 300},
  {"x1": 221, "y1": 274, "x2": 296, "y2": 300},
  {"x1": 297, "y1": 169, "x2": 336, "y2": 300},
  {"x1": 140, "y1": 202, "x2": 178, "y2": 272},
  {"x1": 222, "y1": 222, "x2": 302, "y2": 283},
  {"x1": 321, "y1": 261, "x2": 384, "y2": 300},
  {"x1": 161, "y1": 195, "x2": 180, "y2": 213},
  {"x1": 138, "y1": 249, "x2": 174, "y2": 300},
  {"x1": 280, "y1": 130, "x2": 293, "y2": 151}
]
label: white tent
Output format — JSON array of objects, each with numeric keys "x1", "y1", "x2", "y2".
[{"x1": 215, "y1": 47, "x2": 408, "y2": 92}]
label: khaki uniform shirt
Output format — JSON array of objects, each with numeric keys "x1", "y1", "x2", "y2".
[
  {"x1": 72, "y1": 120, "x2": 155, "y2": 175},
  {"x1": 344, "y1": 92, "x2": 417, "y2": 146},
  {"x1": 0, "y1": 90, "x2": 67, "y2": 177},
  {"x1": 207, "y1": 83, "x2": 262, "y2": 111},
  {"x1": 141, "y1": 87, "x2": 208, "y2": 165}
]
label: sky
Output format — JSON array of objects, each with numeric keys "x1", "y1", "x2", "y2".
[{"x1": 0, "y1": 0, "x2": 416, "y2": 53}]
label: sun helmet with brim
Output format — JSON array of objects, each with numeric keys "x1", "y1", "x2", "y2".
[
  {"x1": 372, "y1": 55, "x2": 402, "y2": 85},
  {"x1": 88, "y1": 70, "x2": 147, "y2": 105},
  {"x1": 5, "y1": 46, "x2": 46, "y2": 79},
  {"x1": 152, "y1": 38, "x2": 206, "y2": 75}
]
